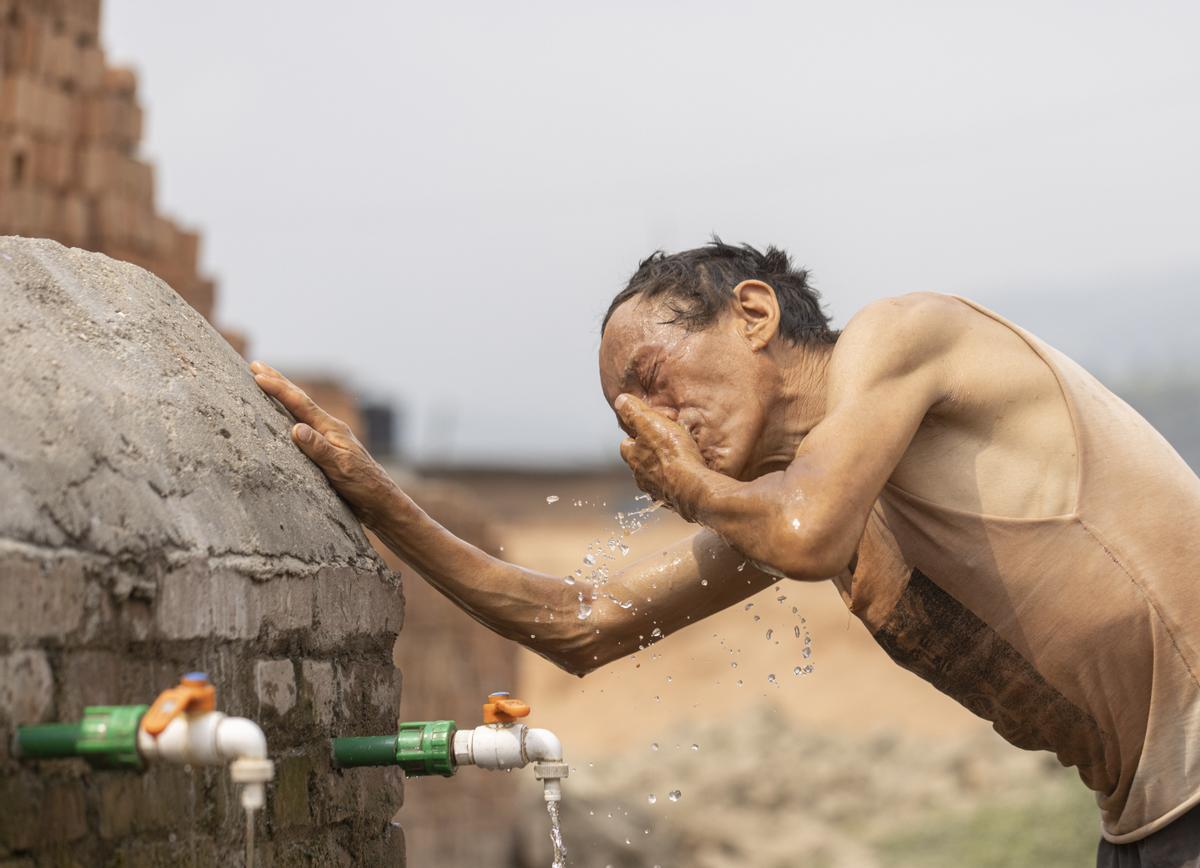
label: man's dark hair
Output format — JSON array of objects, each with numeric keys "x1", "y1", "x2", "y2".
[{"x1": 602, "y1": 238, "x2": 838, "y2": 345}]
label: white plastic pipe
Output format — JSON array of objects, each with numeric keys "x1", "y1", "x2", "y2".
[
  {"x1": 136, "y1": 712, "x2": 267, "y2": 765},
  {"x1": 136, "y1": 712, "x2": 274, "y2": 809},
  {"x1": 524, "y1": 728, "x2": 563, "y2": 762},
  {"x1": 452, "y1": 723, "x2": 568, "y2": 802},
  {"x1": 454, "y1": 723, "x2": 527, "y2": 770}
]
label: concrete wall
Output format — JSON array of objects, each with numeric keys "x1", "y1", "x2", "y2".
[{"x1": 0, "y1": 238, "x2": 405, "y2": 866}]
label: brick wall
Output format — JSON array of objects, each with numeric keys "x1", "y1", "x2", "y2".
[
  {"x1": 0, "y1": 238, "x2": 405, "y2": 866},
  {"x1": 0, "y1": 0, "x2": 245, "y2": 353}
]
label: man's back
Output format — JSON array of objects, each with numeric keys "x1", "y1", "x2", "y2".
[{"x1": 836, "y1": 295, "x2": 1200, "y2": 843}]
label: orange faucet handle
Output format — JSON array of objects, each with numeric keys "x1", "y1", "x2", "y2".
[
  {"x1": 483, "y1": 692, "x2": 530, "y2": 724},
  {"x1": 141, "y1": 673, "x2": 217, "y2": 737}
]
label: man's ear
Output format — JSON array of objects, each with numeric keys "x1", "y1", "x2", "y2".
[{"x1": 730, "y1": 279, "x2": 781, "y2": 351}]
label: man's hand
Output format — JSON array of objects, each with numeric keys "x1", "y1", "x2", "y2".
[
  {"x1": 251, "y1": 361, "x2": 398, "y2": 529},
  {"x1": 615, "y1": 393, "x2": 711, "y2": 521}
]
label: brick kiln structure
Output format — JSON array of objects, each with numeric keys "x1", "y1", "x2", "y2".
[
  {"x1": 0, "y1": 238, "x2": 406, "y2": 865},
  {"x1": 0, "y1": 0, "x2": 244, "y2": 353}
]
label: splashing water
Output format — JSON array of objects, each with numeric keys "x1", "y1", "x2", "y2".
[{"x1": 547, "y1": 800, "x2": 567, "y2": 868}]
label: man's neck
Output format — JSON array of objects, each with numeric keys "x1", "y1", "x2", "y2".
[{"x1": 748, "y1": 341, "x2": 834, "y2": 476}]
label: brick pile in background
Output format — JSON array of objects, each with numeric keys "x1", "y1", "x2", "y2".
[{"x1": 0, "y1": 0, "x2": 246, "y2": 355}]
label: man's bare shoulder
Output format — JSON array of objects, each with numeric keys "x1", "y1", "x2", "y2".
[{"x1": 829, "y1": 292, "x2": 972, "y2": 385}]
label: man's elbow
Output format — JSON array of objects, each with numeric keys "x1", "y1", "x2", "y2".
[
  {"x1": 768, "y1": 514, "x2": 853, "y2": 581},
  {"x1": 534, "y1": 623, "x2": 607, "y2": 679}
]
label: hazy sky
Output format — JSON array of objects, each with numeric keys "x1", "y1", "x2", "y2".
[{"x1": 102, "y1": 1, "x2": 1199, "y2": 466}]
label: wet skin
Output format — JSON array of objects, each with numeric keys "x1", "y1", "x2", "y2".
[{"x1": 252, "y1": 284, "x2": 1077, "y2": 675}]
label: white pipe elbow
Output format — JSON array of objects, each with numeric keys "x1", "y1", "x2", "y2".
[
  {"x1": 137, "y1": 712, "x2": 269, "y2": 766},
  {"x1": 216, "y1": 716, "x2": 268, "y2": 761},
  {"x1": 524, "y1": 728, "x2": 563, "y2": 763}
]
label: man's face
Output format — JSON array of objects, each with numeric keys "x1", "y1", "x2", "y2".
[{"x1": 599, "y1": 296, "x2": 772, "y2": 481}]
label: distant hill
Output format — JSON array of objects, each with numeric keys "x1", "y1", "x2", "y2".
[{"x1": 972, "y1": 276, "x2": 1200, "y2": 382}]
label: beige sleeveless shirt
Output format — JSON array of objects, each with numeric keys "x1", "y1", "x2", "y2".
[{"x1": 835, "y1": 297, "x2": 1200, "y2": 843}]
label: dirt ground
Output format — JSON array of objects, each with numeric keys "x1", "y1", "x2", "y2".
[{"x1": 425, "y1": 470, "x2": 1099, "y2": 867}]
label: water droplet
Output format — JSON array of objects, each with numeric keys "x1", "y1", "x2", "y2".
[
  {"x1": 700, "y1": 579, "x2": 708, "y2": 587},
  {"x1": 647, "y1": 794, "x2": 657, "y2": 805},
  {"x1": 619, "y1": 599, "x2": 633, "y2": 609},
  {"x1": 736, "y1": 679, "x2": 744, "y2": 687},
  {"x1": 730, "y1": 661, "x2": 738, "y2": 669},
  {"x1": 768, "y1": 673, "x2": 777, "y2": 684},
  {"x1": 563, "y1": 575, "x2": 576, "y2": 586},
  {"x1": 794, "y1": 666, "x2": 802, "y2": 676},
  {"x1": 753, "y1": 614, "x2": 761, "y2": 622},
  {"x1": 802, "y1": 646, "x2": 812, "y2": 659},
  {"x1": 666, "y1": 675, "x2": 672, "y2": 683},
  {"x1": 765, "y1": 628, "x2": 773, "y2": 640},
  {"x1": 583, "y1": 554, "x2": 597, "y2": 566},
  {"x1": 650, "y1": 627, "x2": 663, "y2": 638},
  {"x1": 777, "y1": 595, "x2": 787, "y2": 602},
  {"x1": 577, "y1": 603, "x2": 593, "y2": 620},
  {"x1": 690, "y1": 743, "x2": 699, "y2": 751},
  {"x1": 794, "y1": 626, "x2": 801, "y2": 638},
  {"x1": 668, "y1": 790, "x2": 682, "y2": 802},
  {"x1": 744, "y1": 602, "x2": 754, "y2": 611},
  {"x1": 546, "y1": 495, "x2": 560, "y2": 504},
  {"x1": 651, "y1": 742, "x2": 659, "y2": 751},
  {"x1": 737, "y1": 560, "x2": 746, "y2": 572}
]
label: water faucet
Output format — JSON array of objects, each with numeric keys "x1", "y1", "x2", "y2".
[
  {"x1": 331, "y1": 691, "x2": 569, "y2": 802},
  {"x1": 14, "y1": 673, "x2": 274, "y2": 867}
]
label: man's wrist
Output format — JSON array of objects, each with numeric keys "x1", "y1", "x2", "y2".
[
  {"x1": 679, "y1": 465, "x2": 728, "y2": 525},
  {"x1": 359, "y1": 478, "x2": 404, "y2": 531}
]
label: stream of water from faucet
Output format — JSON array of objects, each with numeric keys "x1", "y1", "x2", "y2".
[
  {"x1": 244, "y1": 808, "x2": 256, "y2": 868},
  {"x1": 547, "y1": 800, "x2": 567, "y2": 868}
]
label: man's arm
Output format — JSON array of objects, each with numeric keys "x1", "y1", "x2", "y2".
[
  {"x1": 616, "y1": 294, "x2": 955, "y2": 579},
  {"x1": 250, "y1": 362, "x2": 772, "y2": 676}
]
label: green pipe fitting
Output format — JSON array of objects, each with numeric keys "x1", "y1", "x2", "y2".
[
  {"x1": 14, "y1": 722, "x2": 82, "y2": 759},
  {"x1": 16, "y1": 705, "x2": 148, "y2": 771},
  {"x1": 332, "y1": 735, "x2": 399, "y2": 769},
  {"x1": 332, "y1": 720, "x2": 457, "y2": 777}
]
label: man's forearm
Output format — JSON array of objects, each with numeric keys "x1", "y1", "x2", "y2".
[
  {"x1": 687, "y1": 468, "x2": 840, "y2": 580},
  {"x1": 369, "y1": 485, "x2": 585, "y2": 643},
  {"x1": 365, "y1": 486, "x2": 776, "y2": 677}
]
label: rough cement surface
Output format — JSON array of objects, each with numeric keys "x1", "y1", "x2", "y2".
[{"x1": 0, "y1": 237, "x2": 405, "y2": 866}]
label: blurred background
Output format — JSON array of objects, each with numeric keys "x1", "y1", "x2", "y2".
[{"x1": 2, "y1": 1, "x2": 1197, "y2": 865}]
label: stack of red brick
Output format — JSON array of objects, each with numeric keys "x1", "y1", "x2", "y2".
[{"x1": 0, "y1": 0, "x2": 244, "y2": 353}]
